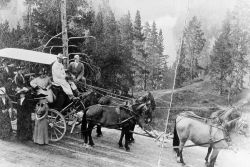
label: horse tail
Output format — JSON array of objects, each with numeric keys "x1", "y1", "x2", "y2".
[
  {"x1": 173, "y1": 120, "x2": 180, "y2": 153},
  {"x1": 81, "y1": 107, "x2": 88, "y2": 141}
]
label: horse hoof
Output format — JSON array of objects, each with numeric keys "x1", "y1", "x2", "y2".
[
  {"x1": 128, "y1": 139, "x2": 135, "y2": 144},
  {"x1": 118, "y1": 144, "x2": 123, "y2": 148},
  {"x1": 125, "y1": 147, "x2": 130, "y2": 151},
  {"x1": 89, "y1": 143, "x2": 95, "y2": 147}
]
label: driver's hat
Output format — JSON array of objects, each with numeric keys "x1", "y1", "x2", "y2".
[
  {"x1": 74, "y1": 55, "x2": 80, "y2": 59},
  {"x1": 57, "y1": 53, "x2": 67, "y2": 59}
]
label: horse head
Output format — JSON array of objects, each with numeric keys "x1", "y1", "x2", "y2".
[
  {"x1": 223, "y1": 112, "x2": 250, "y2": 137},
  {"x1": 131, "y1": 100, "x2": 153, "y2": 128},
  {"x1": 136, "y1": 91, "x2": 156, "y2": 123},
  {"x1": 231, "y1": 112, "x2": 250, "y2": 137}
]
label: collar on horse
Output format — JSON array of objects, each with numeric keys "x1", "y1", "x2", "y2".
[{"x1": 115, "y1": 103, "x2": 146, "y2": 127}]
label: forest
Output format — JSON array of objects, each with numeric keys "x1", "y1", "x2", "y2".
[{"x1": 0, "y1": 0, "x2": 250, "y2": 97}]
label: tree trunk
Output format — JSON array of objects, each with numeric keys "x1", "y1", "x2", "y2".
[{"x1": 61, "y1": 0, "x2": 68, "y2": 67}]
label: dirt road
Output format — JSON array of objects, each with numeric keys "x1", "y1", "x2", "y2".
[{"x1": 0, "y1": 127, "x2": 250, "y2": 167}]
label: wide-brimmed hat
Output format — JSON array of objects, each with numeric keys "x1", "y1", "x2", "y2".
[
  {"x1": 57, "y1": 53, "x2": 67, "y2": 59},
  {"x1": 16, "y1": 87, "x2": 29, "y2": 95},
  {"x1": 74, "y1": 55, "x2": 80, "y2": 59},
  {"x1": 0, "y1": 87, "x2": 6, "y2": 95},
  {"x1": 1, "y1": 59, "x2": 8, "y2": 64}
]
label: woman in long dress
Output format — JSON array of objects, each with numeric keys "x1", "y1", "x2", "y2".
[
  {"x1": 16, "y1": 88, "x2": 33, "y2": 141},
  {"x1": 33, "y1": 97, "x2": 49, "y2": 145},
  {"x1": 0, "y1": 87, "x2": 12, "y2": 140}
]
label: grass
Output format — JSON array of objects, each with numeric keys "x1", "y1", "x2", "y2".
[{"x1": 149, "y1": 79, "x2": 234, "y2": 132}]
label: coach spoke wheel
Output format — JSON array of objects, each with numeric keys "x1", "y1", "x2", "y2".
[{"x1": 48, "y1": 109, "x2": 66, "y2": 142}]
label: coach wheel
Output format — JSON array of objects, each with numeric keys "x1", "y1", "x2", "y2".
[{"x1": 48, "y1": 109, "x2": 66, "y2": 142}]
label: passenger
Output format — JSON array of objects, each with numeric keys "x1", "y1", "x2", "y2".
[
  {"x1": 1, "y1": 59, "x2": 13, "y2": 84},
  {"x1": 14, "y1": 67, "x2": 26, "y2": 89},
  {"x1": 33, "y1": 94, "x2": 49, "y2": 145},
  {"x1": 52, "y1": 53, "x2": 78, "y2": 99},
  {"x1": 0, "y1": 87, "x2": 12, "y2": 140},
  {"x1": 30, "y1": 69, "x2": 54, "y2": 103},
  {"x1": 68, "y1": 55, "x2": 86, "y2": 86},
  {"x1": 16, "y1": 87, "x2": 33, "y2": 142}
]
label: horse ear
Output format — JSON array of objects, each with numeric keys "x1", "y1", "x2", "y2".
[
  {"x1": 225, "y1": 118, "x2": 240, "y2": 130},
  {"x1": 136, "y1": 103, "x2": 145, "y2": 110}
]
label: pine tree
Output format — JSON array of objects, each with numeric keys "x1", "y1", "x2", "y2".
[
  {"x1": 0, "y1": 21, "x2": 11, "y2": 48},
  {"x1": 117, "y1": 12, "x2": 134, "y2": 94},
  {"x1": 175, "y1": 39, "x2": 190, "y2": 88},
  {"x1": 210, "y1": 20, "x2": 234, "y2": 95},
  {"x1": 142, "y1": 22, "x2": 151, "y2": 90},
  {"x1": 132, "y1": 10, "x2": 145, "y2": 90},
  {"x1": 183, "y1": 16, "x2": 206, "y2": 80}
]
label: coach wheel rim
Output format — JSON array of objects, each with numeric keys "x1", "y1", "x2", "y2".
[{"x1": 48, "y1": 109, "x2": 66, "y2": 142}]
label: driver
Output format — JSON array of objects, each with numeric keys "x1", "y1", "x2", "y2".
[{"x1": 52, "y1": 53, "x2": 77, "y2": 100}]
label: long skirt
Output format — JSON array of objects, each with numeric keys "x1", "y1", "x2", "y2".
[
  {"x1": 0, "y1": 110, "x2": 12, "y2": 140},
  {"x1": 16, "y1": 109, "x2": 33, "y2": 141},
  {"x1": 33, "y1": 118, "x2": 48, "y2": 145}
]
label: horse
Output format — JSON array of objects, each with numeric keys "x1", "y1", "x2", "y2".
[
  {"x1": 95, "y1": 91, "x2": 156, "y2": 143},
  {"x1": 81, "y1": 100, "x2": 152, "y2": 151},
  {"x1": 95, "y1": 94, "x2": 133, "y2": 137},
  {"x1": 172, "y1": 111, "x2": 248, "y2": 167},
  {"x1": 204, "y1": 106, "x2": 247, "y2": 163}
]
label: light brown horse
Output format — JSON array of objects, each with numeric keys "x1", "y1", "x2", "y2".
[
  {"x1": 173, "y1": 111, "x2": 248, "y2": 167},
  {"x1": 205, "y1": 104, "x2": 246, "y2": 163},
  {"x1": 82, "y1": 101, "x2": 151, "y2": 151}
]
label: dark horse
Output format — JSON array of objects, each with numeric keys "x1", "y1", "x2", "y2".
[
  {"x1": 81, "y1": 100, "x2": 152, "y2": 151},
  {"x1": 95, "y1": 91, "x2": 156, "y2": 143}
]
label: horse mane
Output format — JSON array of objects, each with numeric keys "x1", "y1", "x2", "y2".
[
  {"x1": 148, "y1": 91, "x2": 156, "y2": 111},
  {"x1": 225, "y1": 117, "x2": 241, "y2": 133}
]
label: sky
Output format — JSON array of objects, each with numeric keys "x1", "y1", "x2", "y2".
[
  {"x1": 0, "y1": 0, "x2": 237, "y2": 64},
  {"x1": 98, "y1": 0, "x2": 237, "y2": 64}
]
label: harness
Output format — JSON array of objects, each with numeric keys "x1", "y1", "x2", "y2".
[
  {"x1": 87, "y1": 103, "x2": 146, "y2": 128},
  {"x1": 177, "y1": 112, "x2": 231, "y2": 146}
]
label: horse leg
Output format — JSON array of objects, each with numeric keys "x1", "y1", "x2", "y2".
[
  {"x1": 124, "y1": 126, "x2": 130, "y2": 151},
  {"x1": 81, "y1": 109, "x2": 88, "y2": 144},
  {"x1": 208, "y1": 148, "x2": 219, "y2": 167},
  {"x1": 179, "y1": 140, "x2": 186, "y2": 165},
  {"x1": 128, "y1": 123, "x2": 135, "y2": 144},
  {"x1": 88, "y1": 122, "x2": 95, "y2": 146},
  {"x1": 118, "y1": 128, "x2": 125, "y2": 148},
  {"x1": 205, "y1": 146, "x2": 212, "y2": 163},
  {"x1": 96, "y1": 125, "x2": 103, "y2": 137},
  {"x1": 173, "y1": 121, "x2": 180, "y2": 156}
]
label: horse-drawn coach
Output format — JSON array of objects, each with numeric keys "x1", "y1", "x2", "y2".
[
  {"x1": 0, "y1": 48, "x2": 156, "y2": 150},
  {"x1": 0, "y1": 48, "x2": 86, "y2": 142}
]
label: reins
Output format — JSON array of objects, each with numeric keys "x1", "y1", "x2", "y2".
[{"x1": 163, "y1": 138, "x2": 227, "y2": 149}]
